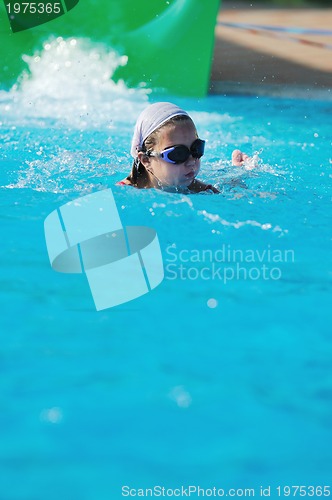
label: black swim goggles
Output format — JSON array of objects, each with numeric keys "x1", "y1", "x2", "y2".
[{"x1": 146, "y1": 138, "x2": 205, "y2": 164}]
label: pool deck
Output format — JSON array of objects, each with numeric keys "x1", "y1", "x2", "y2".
[{"x1": 210, "y1": 1, "x2": 332, "y2": 99}]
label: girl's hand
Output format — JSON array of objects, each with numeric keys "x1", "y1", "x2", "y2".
[{"x1": 232, "y1": 149, "x2": 250, "y2": 166}]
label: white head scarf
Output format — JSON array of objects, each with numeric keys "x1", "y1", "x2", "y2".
[{"x1": 130, "y1": 102, "x2": 189, "y2": 158}]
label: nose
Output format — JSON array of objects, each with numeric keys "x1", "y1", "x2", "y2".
[{"x1": 184, "y1": 154, "x2": 197, "y2": 167}]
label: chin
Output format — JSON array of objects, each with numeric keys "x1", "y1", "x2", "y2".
[{"x1": 180, "y1": 176, "x2": 195, "y2": 187}]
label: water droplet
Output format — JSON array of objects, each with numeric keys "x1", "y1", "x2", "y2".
[
  {"x1": 207, "y1": 298, "x2": 218, "y2": 308},
  {"x1": 169, "y1": 386, "x2": 192, "y2": 408},
  {"x1": 40, "y1": 407, "x2": 63, "y2": 424}
]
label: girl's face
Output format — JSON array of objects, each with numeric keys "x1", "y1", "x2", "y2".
[{"x1": 141, "y1": 121, "x2": 202, "y2": 189}]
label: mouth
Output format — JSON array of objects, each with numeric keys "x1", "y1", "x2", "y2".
[{"x1": 184, "y1": 171, "x2": 195, "y2": 179}]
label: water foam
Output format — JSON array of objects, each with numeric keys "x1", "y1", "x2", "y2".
[{"x1": 1, "y1": 37, "x2": 150, "y2": 129}]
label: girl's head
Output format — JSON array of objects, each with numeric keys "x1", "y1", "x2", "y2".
[{"x1": 129, "y1": 102, "x2": 204, "y2": 189}]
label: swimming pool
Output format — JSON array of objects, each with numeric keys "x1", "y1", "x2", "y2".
[{"x1": 1, "y1": 38, "x2": 331, "y2": 499}]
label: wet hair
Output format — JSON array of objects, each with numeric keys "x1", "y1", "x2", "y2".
[{"x1": 127, "y1": 115, "x2": 193, "y2": 188}]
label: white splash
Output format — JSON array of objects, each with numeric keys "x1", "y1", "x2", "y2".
[{"x1": 1, "y1": 37, "x2": 149, "y2": 129}]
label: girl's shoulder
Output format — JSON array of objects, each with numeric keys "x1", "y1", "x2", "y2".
[{"x1": 116, "y1": 178, "x2": 132, "y2": 186}]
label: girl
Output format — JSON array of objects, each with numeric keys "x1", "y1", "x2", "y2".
[{"x1": 118, "y1": 102, "x2": 248, "y2": 193}]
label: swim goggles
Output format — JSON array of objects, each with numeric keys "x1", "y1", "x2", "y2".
[{"x1": 146, "y1": 138, "x2": 205, "y2": 164}]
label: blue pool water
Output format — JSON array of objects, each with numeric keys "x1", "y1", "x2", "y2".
[{"x1": 1, "y1": 38, "x2": 332, "y2": 499}]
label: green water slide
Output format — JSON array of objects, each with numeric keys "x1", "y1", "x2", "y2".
[{"x1": 0, "y1": 0, "x2": 220, "y2": 96}]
